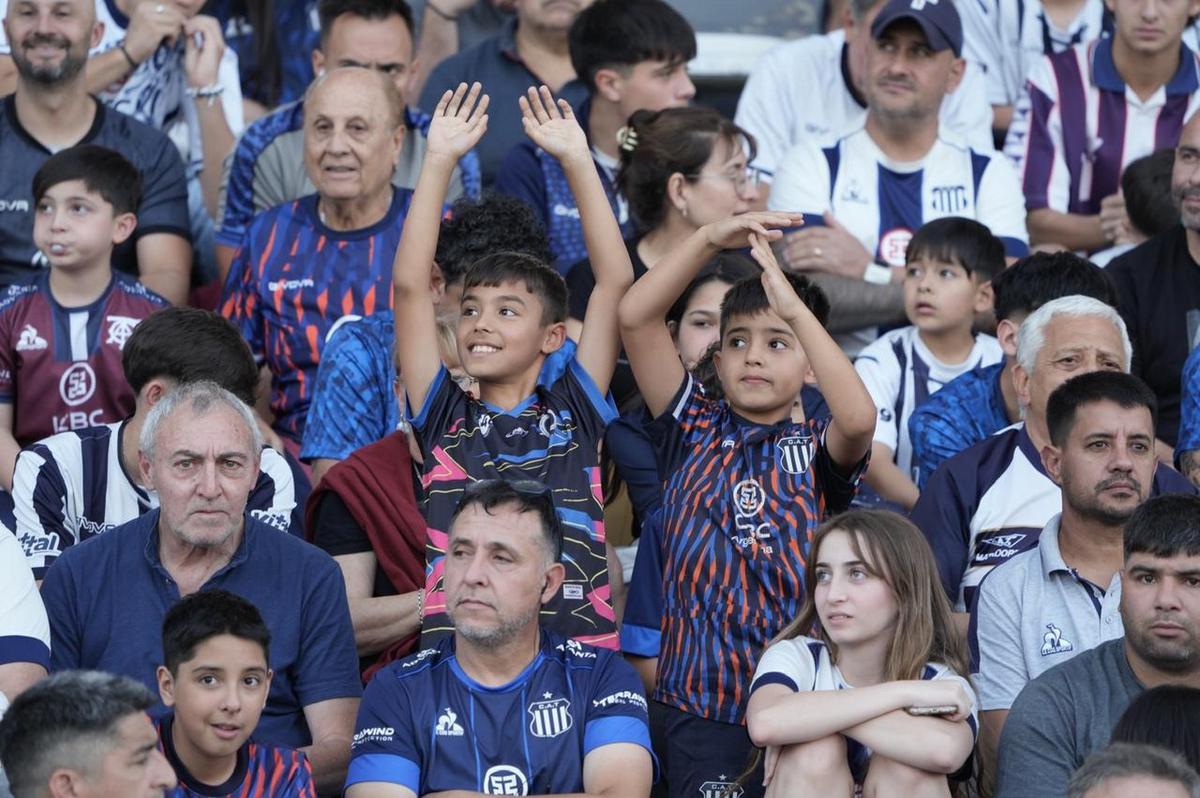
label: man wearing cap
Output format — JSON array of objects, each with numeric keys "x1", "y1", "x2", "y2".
[
  {"x1": 1004, "y1": 0, "x2": 1200, "y2": 254},
  {"x1": 767, "y1": 0, "x2": 1029, "y2": 354}
]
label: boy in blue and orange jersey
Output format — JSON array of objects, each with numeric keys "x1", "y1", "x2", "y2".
[
  {"x1": 155, "y1": 589, "x2": 315, "y2": 798},
  {"x1": 618, "y1": 215, "x2": 877, "y2": 798}
]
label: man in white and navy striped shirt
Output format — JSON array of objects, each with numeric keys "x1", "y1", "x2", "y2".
[
  {"x1": 1004, "y1": 0, "x2": 1200, "y2": 253},
  {"x1": 11, "y1": 308, "x2": 303, "y2": 581}
]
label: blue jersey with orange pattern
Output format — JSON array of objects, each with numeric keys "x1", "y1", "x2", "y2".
[
  {"x1": 0, "y1": 271, "x2": 167, "y2": 446},
  {"x1": 156, "y1": 714, "x2": 316, "y2": 798},
  {"x1": 409, "y1": 360, "x2": 618, "y2": 650},
  {"x1": 651, "y1": 374, "x2": 866, "y2": 724},
  {"x1": 220, "y1": 190, "x2": 413, "y2": 443}
]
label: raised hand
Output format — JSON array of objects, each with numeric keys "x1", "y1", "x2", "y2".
[
  {"x1": 426, "y1": 82, "x2": 490, "y2": 163},
  {"x1": 701, "y1": 211, "x2": 803, "y2": 251},
  {"x1": 519, "y1": 85, "x2": 589, "y2": 167},
  {"x1": 749, "y1": 231, "x2": 808, "y2": 324},
  {"x1": 183, "y1": 15, "x2": 225, "y2": 89},
  {"x1": 124, "y1": 0, "x2": 186, "y2": 64}
]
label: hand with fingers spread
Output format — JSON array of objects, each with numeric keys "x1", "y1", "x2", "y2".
[
  {"x1": 426, "y1": 82, "x2": 490, "y2": 164},
  {"x1": 519, "y1": 85, "x2": 590, "y2": 168},
  {"x1": 749, "y1": 231, "x2": 809, "y2": 325},
  {"x1": 700, "y1": 211, "x2": 803, "y2": 251}
]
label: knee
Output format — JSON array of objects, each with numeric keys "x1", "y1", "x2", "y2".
[
  {"x1": 864, "y1": 755, "x2": 949, "y2": 793},
  {"x1": 778, "y1": 735, "x2": 849, "y2": 780}
]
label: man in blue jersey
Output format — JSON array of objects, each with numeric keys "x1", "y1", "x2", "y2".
[
  {"x1": 214, "y1": 0, "x2": 480, "y2": 281},
  {"x1": 908, "y1": 251, "x2": 1118, "y2": 488},
  {"x1": 769, "y1": 0, "x2": 1029, "y2": 354},
  {"x1": 912, "y1": 295, "x2": 1196, "y2": 626},
  {"x1": 39, "y1": 381, "x2": 361, "y2": 793},
  {"x1": 345, "y1": 479, "x2": 655, "y2": 797},
  {"x1": 11, "y1": 307, "x2": 303, "y2": 581},
  {"x1": 494, "y1": 0, "x2": 696, "y2": 272}
]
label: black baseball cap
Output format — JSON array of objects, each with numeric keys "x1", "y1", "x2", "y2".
[{"x1": 870, "y1": 0, "x2": 963, "y2": 57}]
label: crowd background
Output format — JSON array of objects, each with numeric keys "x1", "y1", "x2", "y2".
[{"x1": 1, "y1": 0, "x2": 1200, "y2": 797}]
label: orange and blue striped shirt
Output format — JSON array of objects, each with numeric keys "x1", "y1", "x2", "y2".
[
  {"x1": 220, "y1": 189, "x2": 413, "y2": 443},
  {"x1": 651, "y1": 375, "x2": 865, "y2": 724}
]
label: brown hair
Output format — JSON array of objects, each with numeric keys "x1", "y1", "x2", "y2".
[
  {"x1": 616, "y1": 106, "x2": 756, "y2": 232},
  {"x1": 775, "y1": 510, "x2": 969, "y2": 681}
]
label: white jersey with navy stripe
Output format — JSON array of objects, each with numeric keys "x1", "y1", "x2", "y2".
[
  {"x1": 734, "y1": 29, "x2": 996, "y2": 180},
  {"x1": 11, "y1": 420, "x2": 298, "y2": 579},
  {"x1": 769, "y1": 127, "x2": 1029, "y2": 352},
  {"x1": 854, "y1": 326, "x2": 1003, "y2": 479},
  {"x1": 0, "y1": 522, "x2": 49, "y2": 690}
]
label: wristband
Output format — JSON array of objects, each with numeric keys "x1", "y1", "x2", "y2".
[
  {"x1": 118, "y1": 43, "x2": 138, "y2": 69},
  {"x1": 427, "y1": 1, "x2": 458, "y2": 20},
  {"x1": 186, "y1": 83, "x2": 225, "y2": 107},
  {"x1": 416, "y1": 587, "x2": 425, "y2": 621},
  {"x1": 863, "y1": 262, "x2": 893, "y2": 285}
]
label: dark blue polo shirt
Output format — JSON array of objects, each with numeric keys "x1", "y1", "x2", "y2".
[
  {"x1": 39, "y1": 509, "x2": 362, "y2": 749},
  {"x1": 418, "y1": 17, "x2": 588, "y2": 185}
]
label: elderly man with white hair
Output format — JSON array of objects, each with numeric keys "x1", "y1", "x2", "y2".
[
  {"x1": 38, "y1": 381, "x2": 362, "y2": 793},
  {"x1": 910, "y1": 295, "x2": 1196, "y2": 624}
]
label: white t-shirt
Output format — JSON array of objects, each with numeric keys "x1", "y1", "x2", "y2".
[
  {"x1": 855, "y1": 326, "x2": 1003, "y2": 478},
  {"x1": 0, "y1": 523, "x2": 49, "y2": 678},
  {"x1": 734, "y1": 29, "x2": 996, "y2": 180},
  {"x1": 750, "y1": 635, "x2": 979, "y2": 775},
  {"x1": 768, "y1": 127, "x2": 1029, "y2": 353}
]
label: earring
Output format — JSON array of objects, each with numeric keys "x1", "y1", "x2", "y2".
[{"x1": 681, "y1": 205, "x2": 689, "y2": 219}]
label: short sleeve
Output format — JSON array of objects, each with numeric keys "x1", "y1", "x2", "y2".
[
  {"x1": 215, "y1": 125, "x2": 264, "y2": 248},
  {"x1": 132, "y1": 130, "x2": 191, "y2": 240},
  {"x1": 346, "y1": 673, "x2": 422, "y2": 792},
  {"x1": 644, "y1": 373, "x2": 706, "y2": 474},
  {"x1": 910, "y1": 459, "x2": 977, "y2": 606},
  {"x1": 292, "y1": 555, "x2": 363, "y2": 706},
  {"x1": 301, "y1": 320, "x2": 395, "y2": 461},
  {"x1": 280, "y1": 751, "x2": 316, "y2": 798},
  {"x1": 733, "y1": 43, "x2": 798, "y2": 179},
  {"x1": 0, "y1": 303, "x2": 15, "y2": 402},
  {"x1": 994, "y1": 675, "x2": 1078, "y2": 798},
  {"x1": 407, "y1": 367, "x2": 466, "y2": 443},
  {"x1": 40, "y1": 551, "x2": 83, "y2": 671},
  {"x1": 970, "y1": 570, "x2": 1031, "y2": 711},
  {"x1": 767, "y1": 139, "x2": 833, "y2": 219},
  {"x1": 975, "y1": 153, "x2": 1030, "y2": 257},
  {"x1": 0, "y1": 525, "x2": 49, "y2": 669},
  {"x1": 1178, "y1": 346, "x2": 1200, "y2": 457},
  {"x1": 219, "y1": 242, "x2": 265, "y2": 361},
  {"x1": 311, "y1": 491, "x2": 374, "y2": 558},
  {"x1": 245, "y1": 447, "x2": 301, "y2": 534},
  {"x1": 854, "y1": 339, "x2": 902, "y2": 455},
  {"x1": 583, "y1": 653, "x2": 654, "y2": 760},
  {"x1": 619, "y1": 509, "x2": 664, "y2": 659},
  {"x1": 751, "y1": 639, "x2": 816, "y2": 694},
  {"x1": 552, "y1": 359, "x2": 618, "y2": 444},
  {"x1": 944, "y1": 61, "x2": 1004, "y2": 153},
  {"x1": 12, "y1": 445, "x2": 74, "y2": 580}
]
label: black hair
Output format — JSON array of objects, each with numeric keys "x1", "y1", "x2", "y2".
[
  {"x1": 450, "y1": 479, "x2": 564, "y2": 563},
  {"x1": 1122, "y1": 150, "x2": 1179, "y2": 239},
  {"x1": 462, "y1": 252, "x2": 569, "y2": 326},
  {"x1": 318, "y1": 0, "x2": 414, "y2": 41},
  {"x1": 122, "y1": 308, "x2": 260, "y2": 406},
  {"x1": 436, "y1": 193, "x2": 552, "y2": 288},
  {"x1": 1124, "y1": 494, "x2": 1200, "y2": 561},
  {"x1": 162, "y1": 589, "x2": 271, "y2": 675},
  {"x1": 1112, "y1": 686, "x2": 1200, "y2": 774},
  {"x1": 905, "y1": 216, "x2": 1004, "y2": 281},
  {"x1": 617, "y1": 106, "x2": 756, "y2": 233},
  {"x1": 568, "y1": 0, "x2": 696, "y2": 94},
  {"x1": 32, "y1": 144, "x2": 142, "y2": 215},
  {"x1": 667, "y1": 252, "x2": 762, "y2": 327},
  {"x1": 1046, "y1": 371, "x2": 1158, "y2": 447},
  {"x1": 0, "y1": 671, "x2": 156, "y2": 798},
  {"x1": 693, "y1": 342, "x2": 723, "y2": 399},
  {"x1": 991, "y1": 251, "x2": 1116, "y2": 322},
  {"x1": 719, "y1": 272, "x2": 830, "y2": 339}
]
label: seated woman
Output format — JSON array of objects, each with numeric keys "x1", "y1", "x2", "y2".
[
  {"x1": 747, "y1": 510, "x2": 977, "y2": 798},
  {"x1": 565, "y1": 105, "x2": 761, "y2": 407}
]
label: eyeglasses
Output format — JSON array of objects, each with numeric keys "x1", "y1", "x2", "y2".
[{"x1": 685, "y1": 166, "x2": 763, "y2": 192}]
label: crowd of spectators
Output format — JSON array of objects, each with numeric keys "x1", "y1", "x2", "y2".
[{"x1": 2, "y1": 0, "x2": 1200, "y2": 796}]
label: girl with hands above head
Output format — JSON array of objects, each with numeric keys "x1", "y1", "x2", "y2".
[{"x1": 746, "y1": 511, "x2": 978, "y2": 798}]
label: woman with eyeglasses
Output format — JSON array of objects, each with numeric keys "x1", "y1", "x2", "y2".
[{"x1": 564, "y1": 106, "x2": 762, "y2": 409}]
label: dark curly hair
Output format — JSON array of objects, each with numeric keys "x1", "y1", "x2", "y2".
[{"x1": 435, "y1": 193, "x2": 552, "y2": 287}]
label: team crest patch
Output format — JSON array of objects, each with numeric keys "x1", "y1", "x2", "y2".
[
  {"x1": 528, "y1": 693, "x2": 573, "y2": 738},
  {"x1": 699, "y1": 776, "x2": 744, "y2": 798},
  {"x1": 776, "y1": 434, "x2": 815, "y2": 475},
  {"x1": 482, "y1": 764, "x2": 529, "y2": 795},
  {"x1": 1040, "y1": 624, "x2": 1074, "y2": 656}
]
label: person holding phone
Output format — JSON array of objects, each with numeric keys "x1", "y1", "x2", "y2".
[{"x1": 746, "y1": 510, "x2": 978, "y2": 797}]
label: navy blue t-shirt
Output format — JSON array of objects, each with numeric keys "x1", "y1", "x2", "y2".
[
  {"x1": 346, "y1": 630, "x2": 654, "y2": 795},
  {"x1": 39, "y1": 509, "x2": 361, "y2": 749}
]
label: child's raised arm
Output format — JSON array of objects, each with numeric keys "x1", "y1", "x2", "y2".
[
  {"x1": 748, "y1": 232, "x2": 876, "y2": 473},
  {"x1": 392, "y1": 82, "x2": 488, "y2": 414},
  {"x1": 618, "y1": 212, "x2": 800, "y2": 418},
  {"x1": 518, "y1": 86, "x2": 629, "y2": 396}
]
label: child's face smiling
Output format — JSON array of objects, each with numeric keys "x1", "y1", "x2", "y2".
[
  {"x1": 33, "y1": 180, "x2": 134, "y2": 271},
  {"x1": 160, "y1": 634, "x2": 272, "y2": 763},
  {"x1": 457, "y1": 280, "x2": 563, "y2": 385},
  {"x1": 714, "y1": 308, "x2": 810, "y2": 424},
  {"x1": 902, "y1": 255, "x2": 985, "y2": 337}
]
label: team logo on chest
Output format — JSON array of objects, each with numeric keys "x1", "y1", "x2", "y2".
[
  {"x1": 528, "y1": 693, "x2": 573, "y2": 738},
  {"x1": 699, "y1": 776, "x2": 744, "y2": 798},
  {"x1": 732, "y1": 478, "x2": 774, "y2": 551},
  {"x1": 435, "y1": 707, "x2": 465, "y2": 737},
  {"x1": 878, "y1": 228, "x2": 913, "y2": 267},
  {"x1": 1040, "y1": 623, "x2": 1074, "y2": 656},
  {"x1": 478, "y1": 412, "x2": 493, "y2": 437},
  {"x1": 104, "y1": 316, "x2": 141, "y2": 350},
  {"x1": 59, "y1": 363, "x2": 96, "y2": 406},
  {"x1": 776, "y1": 434, "x2": 815, "y2": 475},
  {"x1": 482, "y1": 764, "x2": 529, "y2": 795}
]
